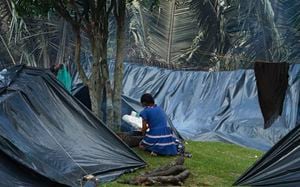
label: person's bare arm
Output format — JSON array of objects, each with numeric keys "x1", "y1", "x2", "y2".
[{"x1": 141, "y1": 119, "x2": 148, "y2": 135}]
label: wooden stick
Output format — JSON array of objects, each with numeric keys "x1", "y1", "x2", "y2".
[{"x1": 143, "y1": 165, "x2": 186, "y2": 177}]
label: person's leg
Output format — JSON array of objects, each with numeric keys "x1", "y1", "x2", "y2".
[{"x1": 139, "y1": 141, "x2": 145, "y2": 150}]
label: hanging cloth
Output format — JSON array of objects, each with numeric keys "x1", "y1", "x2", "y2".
[
  {"x1": 254, "y1": 62, "x2": 289, "y2": 129},
  {"x1": 56, "y1": 64, "x2": 72, "y2": 93}
]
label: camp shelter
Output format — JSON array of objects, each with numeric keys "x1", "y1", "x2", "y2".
[
  {"x1": 234, "y1": 120, "x2": 300, "y2": 186},
  {"x1": 0, "y1": 149, "x2": 68, "y2": 187},
  {"x1": 0, "y1": 65, "x2": 145, "y2": 186}
]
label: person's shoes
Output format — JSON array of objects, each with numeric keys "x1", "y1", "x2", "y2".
[
  {"x1": 150, "y1": 152, "x2": 157, "y2": 156},
  {"x1": 183, "y1": 151, "x2": 192, "y2": 158}
]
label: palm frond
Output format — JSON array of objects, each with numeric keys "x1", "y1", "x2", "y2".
[
  {"x1": 270, "y1": 0, "x2": 300, "y2": 64},
  {"x1": 127, "y1": 0, "x2": 224, "y2": 68},
  {"x1": 0, "y1": 0, "x2": 12, "y2": 33},
  {"x1": 219, "y1": 0, "x2": 288, "y2": 69},
  {"x1": 141, "y1": 0, "x2": 201, "y2": 64},
  {"x1": 6, "y1": 6, "x2": 77, "y2": 68},
  {"x1": 128, "y1": 0, "x2": 300, "y2": 70}
]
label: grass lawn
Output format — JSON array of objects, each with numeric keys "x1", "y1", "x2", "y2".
[{"x1": 103, "y1": 141, "x2": 263, "y2": 187}]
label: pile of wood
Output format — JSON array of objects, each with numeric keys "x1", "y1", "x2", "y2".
[
  {"x1": 119, "y1": 156, "x2": 190, "y2": 186},
  {"x1": 116, "y1": 132, "x2": 143, "y2": 147}
]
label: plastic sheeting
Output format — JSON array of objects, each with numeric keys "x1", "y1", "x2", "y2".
[
  {"x1": 70, "y1": 84, "x2": 183, "y2": 140},
  {"x1": 121, "y1": 63, "x2": 300, "y2": 151},
  {"x1": 0, "y1": 150, "x2": 67, "y2": 187},
  {"x1": 234, "y1": 121, "x2": 300, "y2": 186},
  {"x1": 0, "y1": 65, "x2": 145, "y2": 186},
  {"x1": 120, "y1": 94, "x2": 183, "y2": 140}
]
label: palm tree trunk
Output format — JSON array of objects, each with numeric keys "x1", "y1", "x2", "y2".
[{"x1": 113, "y1": 1, "x2": 126, "y2": 131}]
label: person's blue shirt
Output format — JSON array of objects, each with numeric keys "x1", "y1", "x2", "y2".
[{"x1": 139, "y1": 105, "x2": 167, "y2": 129}]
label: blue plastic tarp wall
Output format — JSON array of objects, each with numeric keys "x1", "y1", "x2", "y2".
[
  {"x1": 0, "y1": 65, "x2": 145, "y2": 186},
  {"x1": 121, "y1": 63, "x2": 300, "y2": 151}
]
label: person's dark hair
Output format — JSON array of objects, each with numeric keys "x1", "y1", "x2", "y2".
[
  {"x1": 141, "y1": 93, "x2": 155, "y2": 106},
  {"x1": 50, "y1": 64, "x2": 63, "y2": 76},
  {"x1": 50, "y1": 64, "x2": 56, "y2": 74}
]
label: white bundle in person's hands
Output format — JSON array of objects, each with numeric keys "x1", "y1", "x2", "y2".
[{"x1": 122, "y1": 111, "x2": 143, "y2": 129}]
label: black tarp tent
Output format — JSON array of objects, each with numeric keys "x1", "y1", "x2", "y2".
[
  {"x1": 0, "y1": 149, "x2": 68, "y2": 187},
  {"x1": 234, "y1": 121, "x2": 300, "y2": 186},
  {"x1": 0, "y1": 65, "x2": 145, "y2": 186}
]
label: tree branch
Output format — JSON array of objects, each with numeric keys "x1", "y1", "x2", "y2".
[
  {"x1": 145, "y1": 156, "x2": 185, "y2": 175},
  {"x1": 119, "y1": 169, "x2": 190, "y2": 186},
  {"x1": 53, "y1": 1, "x2": 77, "y2": 28},
  {"x1": 74, "y1": 28, "x2": 89, "y2": 86},
  {"x1": 107, "y1": 0, "x2": 115, "y2": 15},
  {"x1": 146, "y1": 170, "x2": 190, "y2": 185},
  {"x1": 118, "y1": 156, "x2": 189, "y2": 186},
  {"x1": 143, "y1": 165, "x2": 186, "y2": 177},
  {"x1": 68, "y1": 0, "x2": 83, "y2": 24},
  {"x1": 88, "y1": 0, "x2": 96, "y2": 25},
  {"x1": 0, "y1": 34, "x2": 16, "y2": 64}
]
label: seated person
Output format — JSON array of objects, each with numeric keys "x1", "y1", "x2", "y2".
[
  {"x1": 139, "y1": 93, "x2": 178, "y2": 156},
  {"x1": 50, "y1": 63, "x2": 71, "y2": 92},
  {"x1": 50, "y1": 63, "x2": 63, "y2": 76}
]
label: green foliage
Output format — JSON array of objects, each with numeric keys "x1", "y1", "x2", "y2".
[
  {"x1": 104, "y1": 141, "x2": 263, "y2": 187},
  {"x1": 13, "y1": 0, "x2": 157, "y2": 18},
  {"x1": 140, "y1": 0, "x2": 160, "y2": 11},
  {"x1": 12, "y1": 0, "x2": 56, "y2": 17}
]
